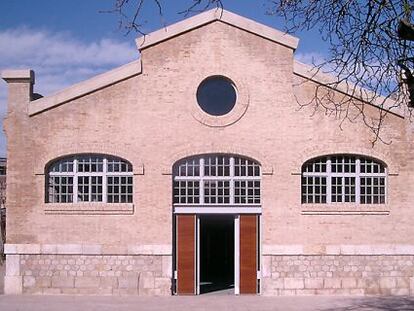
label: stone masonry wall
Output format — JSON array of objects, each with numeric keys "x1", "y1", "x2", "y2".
[
  {"x1": 19, "y1": 254, "x2": 171, "y2": 295},
  {"x1": 262, "y1": 255, "x2": 414, "y2": 296}
]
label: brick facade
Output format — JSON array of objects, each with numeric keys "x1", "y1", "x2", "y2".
[{"x1": 2, "y1": 10, "x2": 414, "y2": 296}]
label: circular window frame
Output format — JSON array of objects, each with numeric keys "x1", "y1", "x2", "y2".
[
  {"x1": 190, "y1": 73, "x2": 249, "y2": 127},
  {"x1": 196, "y1": 75, "x2": 238, "y2": 117}
]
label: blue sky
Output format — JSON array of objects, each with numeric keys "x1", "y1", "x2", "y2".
[{"x1": 0, "y1": 0, "x2": 327, "y2": 157}]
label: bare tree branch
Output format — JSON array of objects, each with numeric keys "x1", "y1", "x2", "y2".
[{"x1": 106, "y1": 0, "x2": 414, "y2": 145}]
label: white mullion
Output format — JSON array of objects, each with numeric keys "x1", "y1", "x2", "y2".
[
  {"x1": 341, "y1": 157, "x2": 345, "y2": 203},
  {"x1": 215, "y1": 179, "x2": 219, "y2": 204},
  {"x1": 230, "y1": 156, "x2": 235, "y2": 205},
  {"x1": 73, "y1": 159, "x2": 78, "y2": 203},
  {"x1": 327, "y1": 158, "x2": 332, "y2": 204},
  {"x1": 76, "y1": 172, "x2": 106, "y2": 177},
  {"x1": 103, "y1": 158, "x2": 107, "y2": 203},
  {"x1": 384, "y1": 167, "x2": 388, "y2": 204},
  {"x1": 88, "y1": 175, "x2": 92, "y2": 202},
  {"x1": 175, "y1": 175, "x2": 260, "y2": 181},
  {"x1": 199, "y1": 158, "x2": 205, "y2": 205},
  {"x1": 196, "y1": 216, "x2": 200, "y2": 295},
  {"x1": 177, "y1": 181, "x2": 181, "y2": 204},
  {"x1": 234, "y1": 215, "x2": 240, "y2": 295},
  {"x1": 49, "y1": 172, "x2": 74, "y2": 176},
  {"x1": 174, "y1": 204, "x2": 261, "y2": 208},
  {"x1": 356, "y1": 158, "x2": 361, "y2": 204},
  {"x1": 329, "y1": 173, "x2": 359, "y2": 178},
  {"x1": 359, "y1": 173, "x2": 387, "y2": 177}
]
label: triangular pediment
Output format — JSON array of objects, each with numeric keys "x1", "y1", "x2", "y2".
[{"x1": 135, "y1": 9, "x2": 299, "y2": 51}]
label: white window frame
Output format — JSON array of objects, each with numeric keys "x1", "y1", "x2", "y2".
[
  {"x1": 302, "y1": 155, "x2": 387, "y2": 204},
  {"x1": 173, "y1": 155, "x2": 261, "y2": 209},
  {"x1": 47, "y1": 155, "x2": 133, "y2": 204}
]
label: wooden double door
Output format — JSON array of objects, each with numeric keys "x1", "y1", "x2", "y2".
[{"x1": 175, "y1": 214, "x2": 259, "y2": 295}]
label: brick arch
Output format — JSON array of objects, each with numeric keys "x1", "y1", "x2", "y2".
[
  {"x1": 34, "y1": 142, "x2": 143, "y2": 175},
  {"x1": 161, "y1": 145, "x2": 273, "y2": 175},
  {"x1": 293, "y1": 145, "x2": 399, "y2": 175}
]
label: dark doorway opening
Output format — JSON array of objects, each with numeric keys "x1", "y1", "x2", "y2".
[{"x1": 199, "y1": 215, "x2": 234, "y2": 294}]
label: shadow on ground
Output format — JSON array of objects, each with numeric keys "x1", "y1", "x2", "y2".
[
  {"x1": 0, "y1": 262, "x2": 4, "y2": 295},
  {"x1": 321, "y1": 296, "x2": 414, "y2": 311}
]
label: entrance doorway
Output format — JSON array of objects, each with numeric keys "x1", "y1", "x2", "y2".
[
  {"x1": 173, "y1": 154, "x2": 262, "y2": 295},
  {"x1": 199, "y1": 215, "x2": 234, "y2": 294},
  {"x1": 175, "y1": 214, "x2": 259, "y2": 295}
]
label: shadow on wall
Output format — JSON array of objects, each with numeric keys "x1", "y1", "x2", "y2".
[
  {"x1": 0, "y1": 207, "x2": 4, "y2": 263},
  {"x1": 322, "y1": 297, "x2": 414, "y2": 311}
]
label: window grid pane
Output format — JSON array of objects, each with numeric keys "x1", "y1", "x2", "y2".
[
  {"x1": 173, "y1": 155, "x2": 261, "y2": 205},
  {"x1": 301, "y1": 176, "x2": 327, "y2": 204},
  {"x1": 173, "y1": 180, "x2": 200, "y2": 204},
  {"x1": 107, "y1": 157, "x2": 132, "y2": 173},
  {"x1": 77, "y1": 156, "x2": 104, "y2": 173},
  {"x1": 48, "y1": 176, "x2": 73, "y2": 203},
  {"x1": 235, "y1": 180, "x2": 260, "y2": 204},
  {"x1": 234, "y1": 158, "x2": 261, "y2": 177},
  {"x1": 360, "y1": 177, "x2": 385, "y2": 204},
  {"x1": 302, "y1": 156, "x2": 385, "y2": 205},
  {"x1": 77, "y1": 176, "x2": 90, "y2": 202},
  {"x1": 47, "y1": 155, "x2": 133, "y2": 203},
  {"x1": 331, "y1": 177, "x2": 343, "y2": 203},
  {"x1": 107, "y1": 176, "x2": 133, "y2": 203},
  {"x1": 91, "y1": 176, "x2": 103, "y2": 202},
  {"x1": 204, "y1": 180, "x2": 230, "y2": 204},
  {"x1": 205, "y1": 156, "x2": 230, "y2": 177},
  {"x1": 50, "y1": 158, "x2": 74, "y2": 173}
]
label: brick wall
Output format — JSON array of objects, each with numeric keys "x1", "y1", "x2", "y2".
[{"x1": 3, "y1": 19, "x2": 414, "y2": 297}]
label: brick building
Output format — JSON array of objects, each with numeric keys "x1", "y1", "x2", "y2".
[{"x1": 2, "y1": 10, "x2": 414, "y2": 296}]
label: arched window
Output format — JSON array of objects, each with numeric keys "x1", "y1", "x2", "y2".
[
  {"x1": 301, "y1": 155, "x2": 386, "y2": 204},
  {"x1": 47, "y1": 154, "x2": 133, "y2": 203},
  {"x1": 173, "y1": 155, "x2": 261, "y2": 205}
]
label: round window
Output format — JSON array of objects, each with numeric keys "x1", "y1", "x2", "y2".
[{"x1": 196, "y1": 76, "x2": 237, "y2": 116}]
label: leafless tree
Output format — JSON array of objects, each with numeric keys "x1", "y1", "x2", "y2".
[{"x1": 107, "y1": 0, "x2": 414, "y2": 145}]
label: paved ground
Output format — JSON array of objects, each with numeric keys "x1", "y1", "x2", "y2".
[
  {"x1": 0, "y1": 262, "x2": 4, "y2": 295},
  {"x1": 0, "y1": 295, "x2": 413, "y2": 311}
]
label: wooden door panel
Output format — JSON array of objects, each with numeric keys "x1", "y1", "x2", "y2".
[
  {"x1": 176, "y1": 215, "x2": 195, "y2": 295},
  {"x1": 240, "y1": 215, "x2": 257, "y2": 294}
]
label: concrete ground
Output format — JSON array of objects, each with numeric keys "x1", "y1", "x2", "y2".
[
  {"x1": 0, "y1": 295, "x2": 413, "y2": 311},
  {"x1": 0, "y1": 262, "x2": 4, "y2": 295}
]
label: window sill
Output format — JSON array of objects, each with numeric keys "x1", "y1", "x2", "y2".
[
  {"x1": 301, "y1": 203, "x2": 390, "y2": 215},
  {"x1": 43, "y1": 203, "x2": 134, "y2": 215}
]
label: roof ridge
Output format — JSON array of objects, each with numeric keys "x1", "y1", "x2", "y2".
[
  {"x1": 135, "y1": 8, "x2": 299, "y2": 51},
  {"x1": 28, "y1": 59, "x2": 142, "y2": 116},
  {"x1": 293, "y1": 60, "x2": 405, "y2": 118}
]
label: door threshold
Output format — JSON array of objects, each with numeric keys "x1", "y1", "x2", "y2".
[{"x1": 201, "y1": 288, "x2": 235, "y2": 296}]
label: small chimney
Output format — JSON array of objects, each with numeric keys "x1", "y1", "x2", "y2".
[{"x1": 1, "y1": 69, "x2": 35, "y2": 113}]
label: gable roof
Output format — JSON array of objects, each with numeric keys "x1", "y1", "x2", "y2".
[
  {"x1": 293, "y1": 61, "x2": 405, "y2": 118},
  {"x1": 135, "y1": 9, "x2": 299, "y2": 51},
  {"x1": 28, "y1": 60, "x2": 142, "y2": 116},
  {"x1": 6, "y1": 9, "x2": 401, "y2": 119},
  {"x1": 21, "y1": 9, "x2": 299, "y2": 116}
]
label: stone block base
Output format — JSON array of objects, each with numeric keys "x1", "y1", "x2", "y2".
[
  {"x1": 6, "y1": 254, "x2": 172, "y2": 295},
  {"x1": 262, "y1": 255, "x2": 414, "y2": 296}
]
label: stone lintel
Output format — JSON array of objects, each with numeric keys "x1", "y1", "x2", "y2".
[
  {"x1": 5, "y1": 243, "x2": 172, "y2": 255},
  {"x1": 263, "y1": 244, "x2": 414, "y2": 255}
]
